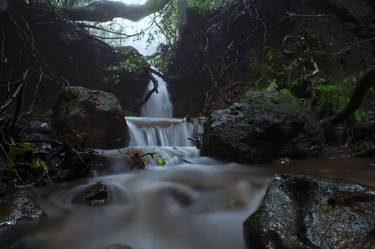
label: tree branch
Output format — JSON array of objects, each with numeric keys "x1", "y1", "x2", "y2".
[
  {"x1": 134, "y1": 74, "x2": 159, "y2": 111},
  {"x1": 62, "y1": 0, "x2": 172, "y2": 22}
]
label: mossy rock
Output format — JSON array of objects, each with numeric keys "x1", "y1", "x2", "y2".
[
  {"x1": 244, "y1": 90, "x2": 301, "y2": 112},
  {"x1": 244, "y1": 175, "x2": 375, "y2": 249},
  {"x1": 202, "y1": 90, "x2": 322, "y2": 163},
  {"x1": 72, "y1": 182, "x2": 110, "y2": 206},
  {"x1": 52, "y1": 86, "x2": 129, "y2": 149},
  {"x1": 106, "y1": 46, "x2": 149, "y2": 77}
]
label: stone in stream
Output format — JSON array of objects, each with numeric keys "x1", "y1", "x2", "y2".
[
  {"x1": 52, "y1": 86, "x2": 129, "y2": 149},
  {"x1": 72, "y1": 182, "x2": 110, "y2": 206},
  {"x1": 243, "y1": 175, "x2": 375, "y2": 249},
  {"x1": 0, "y1": 191, "x2": 45, "y2": 233},
  {"x1": 202, "y1": 90, "x2": 322, "y2": 163}
]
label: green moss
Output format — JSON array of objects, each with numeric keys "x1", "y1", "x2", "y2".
[
  {"x1": 187, "y1": 0, "x2": 236, "y2": 16},
  {"x1": 244, "y1": 90, "x2": 301, "y2": 112},
  {"x1": 107, "y1": 46, "x2": 148, "y2": 76}
]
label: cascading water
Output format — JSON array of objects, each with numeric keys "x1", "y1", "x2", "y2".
[
  {"x1": 141, "y1": 72, "x2": 173, "y2": 118},
  {"x1": 126, "y1": 70, "x2": 203, "y2": 148},
  {"x1": 126, "y1": 117, "x2": 203, "y2": 147}
]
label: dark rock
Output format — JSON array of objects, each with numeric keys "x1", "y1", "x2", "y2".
[
  {"x1": 0, "y1": 181, "x2": 7, "y2": 197},
  {"x1": 72, "y1": 182, "x2": 109, "y2": 206},
  {"x1": 52, "y1": 86, "x2": 129, "y2": 149},
  {"x1": 0, "y1": 191, "x2": 45, "y2": 233},
  {"x1": 0, "y1": 6, "x2": 150, "y2": 116},
  {"x1": 243, "y1": 175, "x2": 375, "y2": 249},
  {"x1": 202, "y1": 91, "x2": 322, "y2": 163},
  {"x1": 105, "y1": 245, "x2": 133, "y2": 249},
  {"x1": 103, "y1": 46, "x2": 150, "y2": 112}
]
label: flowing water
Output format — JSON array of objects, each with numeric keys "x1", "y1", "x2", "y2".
[
  {"x1": 3, "y1": 63, "x2": 375, "y2": 249},
  {"x1": 141, "y1": 73, "x2": 173, "y2": 118}
]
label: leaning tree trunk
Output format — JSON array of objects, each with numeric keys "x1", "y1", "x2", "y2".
[
  {"x1": 327, "y1": 66, "x2": 375, "y2": 125},
  {"x1": 62, "y1": 0, "x2": 172, "y2": 22}
]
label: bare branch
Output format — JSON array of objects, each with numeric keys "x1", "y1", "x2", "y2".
[{"x1": 134, "y1": 74, "x2": 159, "y2": 111}]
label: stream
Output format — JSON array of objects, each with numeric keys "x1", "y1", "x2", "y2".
[{"x1": 2, "y1": 72, "x2": 375, "y2": 249}]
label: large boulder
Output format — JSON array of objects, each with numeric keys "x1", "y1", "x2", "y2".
[
  {"x1": 243, "y1": 175, "x2": 375, "y2": 249},
  {"x1": 0, "y1": 191, "x2": 45, "y2": 233},
  {"x1": 202, "y1": 91, "x2": 322, "y2": 163},
  {"x1": 52, "y1": 86, "x2": 129, "y2": 149}
]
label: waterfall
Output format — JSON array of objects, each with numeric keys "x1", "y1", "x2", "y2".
[
  {"x1": 141, "y1": 73, "x2": 173, "y2": 118},
  {"x1": 126, "y1": 72, "x2": 202, "y2": 147},
  {"x1": 126, "y1": 117, "x2": 203, "y2": 147}
]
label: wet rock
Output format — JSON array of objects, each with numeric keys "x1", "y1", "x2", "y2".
[
  {"x1": 105, "y1": 245, "x2": 133, "y2": 249},
  {"x1": 0, "y1": 192, "x2": 45, "y2": 233},
  {"x1": 72, "y1": 182, "x2": 109, "y2": 206},
  {"x1": 202, "y1": 91, "x2": 322, "y2": 163},
  {"x1": 52, "y1": 86, "x2": 129, "y2": 149},
  {"x1": 243, "y1": 175, "x2": 375, "y2": 249}
]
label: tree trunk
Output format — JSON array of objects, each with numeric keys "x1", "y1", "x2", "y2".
[
  {"x1": 62, "y1": 0, "x2": 172, "y2": 22},
  {"x1": 327, "y1": 66, "x2": 375, "y2": 125}
]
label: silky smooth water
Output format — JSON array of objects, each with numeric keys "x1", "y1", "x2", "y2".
[
  {"x1": 125, "y1": 117, "x2": 203, "y2": 147},
  {"x1": 2, "y1": 156, "x2": 375, "y2": 249},
  {"x1": 141, "y1": 73, "x2": 173, "y2": 118}
]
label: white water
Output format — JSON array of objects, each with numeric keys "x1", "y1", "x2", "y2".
[
  {"x1": 126, "y1": 117, "x2": 203, "y2": 147},
  {"x1": 141, "y1": 73, "x2": 173, "y2": 118},
  {"x1": 126, "y1": 71, "x2": 203, "y2": 147}
]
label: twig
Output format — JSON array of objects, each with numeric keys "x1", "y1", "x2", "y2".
[
  {"x1": 335, "y1": 37, "x2": 375, "y2": 56},
  {"x1": 278, "y1": 12, "x2": 330, "y2": 24},
  {"x1": 0, "y1": 69, "x2": 29, "y2": 114}
]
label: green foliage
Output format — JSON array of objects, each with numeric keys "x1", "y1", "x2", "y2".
[
  {"x1": 187, "y1": 0, "x2": 214, "y2": 16},
  {"x1": 154, "y1": 153, "x2": 166, "y2": 166},
  {"x1": 247, "y1": 32, "x2": 368, "y2": 123},
  {"x1": 34, "y1": 159, "x2": 49, "y2": 171},
  {"x1": 314, "y1": 73, "x2": 366, "y2": 122},
  {"x1": 106, "y1": 47, "x2": 148, "y2": 77},
  {"x1": 248, "y1": 33, "x2": 326, "y2": 89},
  {"x1": 118, "y1": 58, "x2": 146, "y2": 74},
  {"x1": 6, "y1": 142, "x2": 34, "y2": 169},
  {"x1": 149, "y1": 53, "x2": 169, "y2": 72},
  {"x1": 187, "y1": 0, "x2": 234, "y2": 16},
  {"x1": 159, "y1": 1, "x2": 179, "y2": 45},
  {"x1": 5, "y1": 142, "x2": 49, "y2": 172}
]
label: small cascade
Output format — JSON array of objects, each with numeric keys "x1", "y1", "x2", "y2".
[
  {"x1": 128, "y1": 69, "x2": 203, "y2": 148},
  {"x1": 141, "y1": 72, "x2": 173, "y2": 118},
  {"x1": 126, "y1": 116, "x2": 203, "y2": 147}
]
